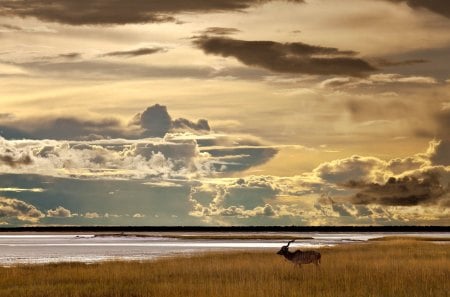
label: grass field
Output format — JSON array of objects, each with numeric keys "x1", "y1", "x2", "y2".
[{"x1": 0, "y1": 238, "x2": 448, "y2": 297}]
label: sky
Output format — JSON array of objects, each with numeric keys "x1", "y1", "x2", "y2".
[{"x1": 0, "y1": 0, "x2": 449, "y2": 226}]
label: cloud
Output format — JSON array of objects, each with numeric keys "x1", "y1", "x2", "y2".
[
  {"x1": 0, "y1": 133, "x2": 281, "y2": 180},
  {"x1": 0, "y1": 116, "x2": 125, "y2": 140},
  {"x1": 0, "y1": 196, "x2": 44, "y2": 223},
  {"x1": 0, "y1": 0, "x2": 304, "y2": 25},
  {"x1": 188, "y1": 174, "x2": 322, "y2": 223},
  {"x1": 0, "y1": 187, "x2": 44, "y2": 193},
  {"x1": 198, "y1": 27, "x2": 241, "y2": 36},
  {"x1": 47, "y1": 206, "x2": 72, "y2": 217},
  {"x1": 347, "y1": 170, "x2": 449, "y2": 206},
  {"x1": 1, "y1": 139, "x2": 448, "y2": 226},
  {"x1": 312, "y1": 140, "x2": 449, "y2": 207},
  {"x1": 313, "y1": 155, "x2": 388, "y2": 184},
  {"x1": 386, "y1": 0, "x2": 450, "y2": 18},
  {"x1": 435, "y1": 108, "x2": 450, "y2": 138},
  {"x1": 10, "y1": 60, "x2": 226, "y2": 80},
  {"x1": 215, "y1": 204, "x2": 278, "y2": 218},
  {"x1": 202, "y1": 146, "x2": 277, "y2": 173},
  {"x1": 373, "y1": 58, "x2": 428, "y2": 67},
  {"x1": 426, "y1": 139, "x2": 450, "y2": 166},
  {"x1": 0, "y1": 104, "x2": 210, "y2": 140},
  {"x1": 420, "y1": 109, "x2": 450, "y2": 166},
  {"x1": 173, "y1": 118, "x2": 211, "y2": 132},
  {"x1": 56, "y1": 52, "x2": 81, "y2": 59},
  {"x1": 320, "y1": 73, "x2": 438, "y2": 89},
  {"x1": 0, "y1": 154, "x2": 33, "y2": 167},
  {"x1": 138, "y1": 104, "x2": 173, "y2": 137},
  {"x1": 85, "y1": 212, "x2": 100, "y2": 219},
  {"x1": 369, "y1": 74, "x2": 437, "y2": 84},
  {"x1": 0, "y1": 63, "x2": 27, "y2": 76},
  {"x1": 0, "y1": 137, "x2": 212, "y2": 179},
  {"x1": 0, "y1": 23, "x2": 56, "y2": 33},
  {"x1": 135, "y1": 104, "x2": 211, "y2": 137},
  {"x1": 101, "y1": 47, "x2": 167, "y2": 58},
  {"x1": 0, "y1": 106, "x2": 281, "y2": 180},
  {"x1": 0, "y1": 24, "x2": 22, "y2": 32},
  {"x1": 193, "y1": 36, "x2": 376, "y2": 77},
  {"x1": 189, "y1": 178, "x2": 281, "y2": 219},
  {"x1": 36, "y1": 53, "x2": 83, "y2": 61}
]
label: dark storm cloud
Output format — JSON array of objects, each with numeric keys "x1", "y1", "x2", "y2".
[
  {"x1": 386, "y1": 0, "x2": 450, "y2": 18},
  {"x1": 199, "y1": 27, "x2": 241, "y2": 36},
  {"x1": 425, "y1": 108, "x2": 450, "y2": 167},
  {"x1": 173, "y1": 118, "x2": 210, "y2": 131},
  {"x1": 435, "y1": 108, "x2": 450, "y2": 138},
  {"x1": 135, "y1": 104, "x2": 210, "y2": 137},
  {"x1": 428, "y1": 140, "x2": 450, "y2": 167},
  {"x1": 346, "y1": 173, "x2": 448, "y2": 206},
  {"x1": 101, "y1": 47, "x2": 167, "y2": 58},
  {"x1": 29, "y1": 117, "x2": 125, "y2": 140},
  {"x1": 139, "y1": 104, "x2": 173, "y2": 137},
  {"x1": 0, "y1": 117, "x2": 127, "y2": 140},
  {"x1": 0, "y1": 0, "x2": 304, "y2": 25},
  {"x1": 0, "y1": 104, "x2": 211, "y2": 140},
  {"x1": 419, "y1": 109, "x2": 450, "y2": 166},
  {"x1": 37, "y1": 52, "x2": 82, "y2": 61},
  {"x1": 373, "y1": 58, "x2": 428, "y2": 67},
  {"x1": 57, "y1": 52, "x2": 81, "y2": 59},
  {"x1": 193, "y1": 36, "x2": 376, "y2": 76}
]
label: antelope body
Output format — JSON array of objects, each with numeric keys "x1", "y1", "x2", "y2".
[{"x1": 277, "y1": 240, "x2": 321, "y2": 267}]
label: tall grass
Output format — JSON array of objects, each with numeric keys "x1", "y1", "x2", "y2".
[{"x1": 0, "y1": 239, "x2": 448, "y2": 297}]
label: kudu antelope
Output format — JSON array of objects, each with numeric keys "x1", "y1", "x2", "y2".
[{"x1": 277, "y1": 240, "x2": 321, "y2": 267}]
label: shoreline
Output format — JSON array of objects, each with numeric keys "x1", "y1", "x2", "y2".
[{"x1": 0, "y1": 234, "x2": 449, "y2": 267}]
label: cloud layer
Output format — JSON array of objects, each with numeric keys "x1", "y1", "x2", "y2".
[
  {"x1": 386, "y1": 0, "x2": 450, "y2": 18},
  {"x1": 0, "y1": 0, "x2": 304, "y2": 25},
  {"x1": 194, "y1": 36, "x2": 376, "y2": 76},
  {"x1": 101, "y1": 47, "x2": 167, "y2": 58},
  {"x1": 0, "y1": 104, "x2": 210, "y2": 140},
  {"x1": 1, "y1": 139, "x2": 448, "y2": 226}
]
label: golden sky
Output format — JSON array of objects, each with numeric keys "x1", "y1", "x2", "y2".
[{"x1": 0, "y1": 0, "x2": 449, "y2": 226}]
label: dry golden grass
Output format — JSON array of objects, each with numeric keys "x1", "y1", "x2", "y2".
[{"x1": 0, "y1": 239, "x2": 448, "y2": 297}]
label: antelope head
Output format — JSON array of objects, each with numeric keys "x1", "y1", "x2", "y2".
[{"x1": 277, "y1": 239, "x2": 295, "y2": 255}]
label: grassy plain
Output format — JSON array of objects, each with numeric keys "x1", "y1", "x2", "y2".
[{"x1": 0, "y1": 238, "x2": 448, "y2": 297}]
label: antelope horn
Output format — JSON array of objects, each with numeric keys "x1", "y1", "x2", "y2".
[{"x1": 286, "y1": 239, "x2": 295, "y2": 247}]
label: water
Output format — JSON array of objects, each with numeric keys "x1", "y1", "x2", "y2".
[{"x1": 0, "y1": 232, "x2": 448, "y2": 266}]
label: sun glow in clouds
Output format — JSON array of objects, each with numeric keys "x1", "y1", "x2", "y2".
[{"x1": 0, "y1": 0, "x2": 449, "y2": 226}]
